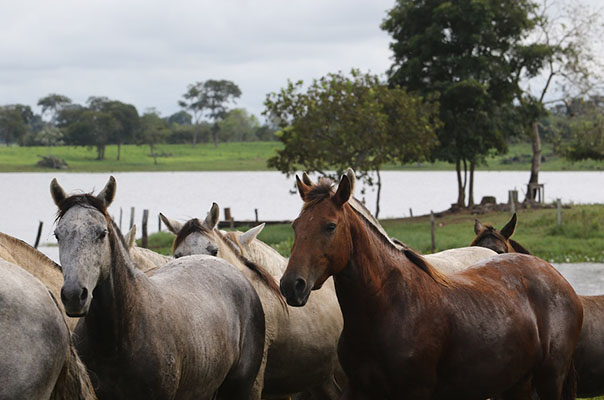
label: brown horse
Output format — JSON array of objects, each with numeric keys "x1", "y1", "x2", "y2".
[
  {"x1": 281, "y1": 174, "x2": 583, "y2": 400},
  {"x1": 471, "y1": 213, "x2": 604, "y2": 398}
]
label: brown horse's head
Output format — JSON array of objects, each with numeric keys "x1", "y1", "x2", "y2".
[
  {"x1": 280, "y1": 174, "x2": 353, "y2": 306},
  {"x1": 470, "y1": 213, "x2": 529, "y2": 254}
]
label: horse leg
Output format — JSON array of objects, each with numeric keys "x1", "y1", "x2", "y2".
[
  {"x1": 533, "y1": 361, "x2": 576, "y2": 400},
  {"x1": 499, "y1": 378, "x2": 533, "y2": 400}
]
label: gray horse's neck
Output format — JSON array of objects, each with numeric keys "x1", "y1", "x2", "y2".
[{"x1": 83, "y1": 227, "x2": 146, "y2": 353}]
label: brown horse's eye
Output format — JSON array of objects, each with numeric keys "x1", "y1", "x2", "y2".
[{"x1": 326, "y1": 222, "x2": 337, "y2": 233}]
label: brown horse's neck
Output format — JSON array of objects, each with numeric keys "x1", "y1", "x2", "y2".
[
  {"x1": 333, "y1": 206, "x2": 436, "y2": 322},
  {"x1": 85, "y1": 224, "x2": 148, "y2": 352}
]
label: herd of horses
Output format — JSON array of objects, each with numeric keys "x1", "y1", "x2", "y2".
[{"x1": 0, "y1": 170, "x2": 600, "y2": 399}]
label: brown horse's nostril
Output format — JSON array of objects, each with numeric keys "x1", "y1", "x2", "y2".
[{"x1": 295, "y1": 278, "x2": 307, "y2": 295}]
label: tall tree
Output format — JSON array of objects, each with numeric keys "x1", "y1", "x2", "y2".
[
  {"x1": 87, "y1": 97, "x2": 140, "y2": 160},
  {"x1": 38, "y1": 94, "x2": 72, "y2": 124},
  {"x1": 265, "y1": 70, "x2": 440, "y2": 217},
  {"x1": 217, "y1": 108, "x2": 259, "y2": 142},
  {"x1": 382, "y1": 0, "x2": 538, "y2": 207},
  {"x1": 514, "y1": 0, "x2": 603, "y2": 201},
  {"x1": 139, "y1": 110, "x2": 169, "y2": 165},
  {"x1": 179, "y1": 80, "x2": 241, "y2": 147},
  {"x1": 0, "y1": 105, "x2": 33, "y2": 146}
]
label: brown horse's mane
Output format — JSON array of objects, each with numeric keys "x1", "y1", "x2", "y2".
[
  {"x1": 0, "y1": 232, "x2": 62, "y2": 272},
  {"x1": 304, "y1": 180, "x2": 450, "y2": 287},
  {"x1": 173, "y1": 218, "x2": 286, "y2": 309}
]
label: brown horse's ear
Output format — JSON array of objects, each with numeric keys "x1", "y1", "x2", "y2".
[
  {"x1": 203, "y1": 202, "x2": 220, "y2": 229},
  {"x1": 501, "y1": 213, "x2": 517, "y2": 239},
  {"x1": 159, "y1": 213, "x2": 183, "y2": 235},
  {"x1": 333, "y1": 174, "x2": 352, "y2": 207},
  {"x1": 50, "y1": 178, "x2": 66, "y2": 206},
  {"x1": 474, "y1": 219, "x2": 484, "y2": 235},
  {"x1": 302, "y1": 172, "x2": 314, "y2": 186},
  {"x1": 296, "y1": 175, "x2": 311, "y2": 201},
  {"x1": 97, "y1": 176, "x2": 116, "y2": 207}
]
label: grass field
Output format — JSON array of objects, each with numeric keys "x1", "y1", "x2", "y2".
[
  {"x1": 1, "y1": 141, "x2": 603, "y2": 172},
  {"x1": 143, "y1": 204, "x2": 604, "y2": 263}
]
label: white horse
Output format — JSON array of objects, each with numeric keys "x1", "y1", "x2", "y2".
[
  {"x1": 0, "y1": 258, "x2": 96, "y2": 399},
  {"x1": 161, "y1": 206, "x2": 343, "y2": 400},
  {"x1": 51, "y1": 177, "x2": 266, "y2": 400}
]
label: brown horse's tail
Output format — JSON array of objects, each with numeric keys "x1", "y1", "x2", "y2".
[
  {"x1": 561, "y1": 360, "x2": 577, "y2": 400},
  {"x1": 50, "y1": 336, "x2": 97, "y2": 400}
]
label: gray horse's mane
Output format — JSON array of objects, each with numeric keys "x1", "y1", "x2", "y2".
[{"x1": 0, "y1": 232, "x2": 62, "y2": 271}]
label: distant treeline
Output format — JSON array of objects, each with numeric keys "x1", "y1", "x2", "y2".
[{"x1": 0, "y1": 81, "x2": 278, "y2": 161}]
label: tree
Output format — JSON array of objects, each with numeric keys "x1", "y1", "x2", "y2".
[
  {"x1": 167, "y1": 111, "x2": 192, "y2": 126},
  {"x1": 139, "y1": 111, "x2": 169, "y2": 165},
  {"x1": 0, "y1": 105, "x2": 33, "y2": 146},
  {"x1": 514, "y1": 0, "x2": 603, "y2": 201},
  {"x1": 563, "y1": 98, "x2": 604, "y2": 161},
  {"x1": 38, "y1": 94, "x2": 72, "y2": 124},
  {"x1": 382, "y1": 0, "x2": 539, "y2": 207},
  {"x1": 87, "y1": 97, "x2": 140, "y2": 160},
  {"x1": 217, "y1": 108, "x2": 259, "y2": 142},
  {"x1": 179, "y1": 80, "x2": 241, "y2": 147},
  {"x1": 264, "y1": 70, "x2": 440, "y2": 217}
]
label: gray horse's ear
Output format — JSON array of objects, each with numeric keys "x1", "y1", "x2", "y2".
[
  {"x1": 160, "y1": 213, "x2": 183, "y2": 235},
  {"x1": 203, "y1": 203, "x2": 220, "y2": 229},
  {"x1": 97, "y1": 176, "x2": 116, "y2": 207},
  {"x1": 125, "y1": 225, "x2": 137, "y2": 249},
  {"x1": 296, "y1": 175, "x2": 310, "y2": 201},
  {"x1": 302, "y1": 172, "x2": 314, "y2": 186},
  {"x1": 501, "y1": 213, "x2": 517, "y2": 239},
  {"x1": 334, "y1": 174, "x2": 352, "y2": 207},
  {"x1": 346, "y1": 168, "x2": 356, "y2": 194},
  {"x1": 240, "y1": 223, "x2": 265, "y2": 246},
  {"x1": 50, "y1": 178, "x2": 66, "y2": 206},
  {"x1": 474, "y1": 219, "x2": 484, "y2": 235}
]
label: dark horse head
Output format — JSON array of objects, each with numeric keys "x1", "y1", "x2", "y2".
[{"x1": 470, "y1": 213, "x2": 530, "y2": 254}]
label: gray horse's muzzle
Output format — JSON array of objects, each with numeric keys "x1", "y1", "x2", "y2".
[{"x1": 61, "y1": 281, "x2": 90, "y2": 317}]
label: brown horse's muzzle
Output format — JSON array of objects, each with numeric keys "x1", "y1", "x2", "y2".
[{"x1": 280, "y1": 273, "x2": 311, "y2": 307}]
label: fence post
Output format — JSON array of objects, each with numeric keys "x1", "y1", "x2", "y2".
[
  {"x1": 129, "y1": 207, "x2": 135, "y2": 229},
  {"x1": 255, "y1": 208, "x2": 259, "y2": 223},
  {"x1": 557, "y1": 198, "x2": 562, "y2": 228},
  {"x1": 430, "y1": 211, "x2": 435, "y2": 253},
  {"x1": 142, "y1": 209, "x2": 149, "y2": 248},
  {"x1": 409, "y1": 208, "x2": 413, "y2": 218},
  {"x1": 34, "y1": 221, "x2": 43, "y2": 249},
  {"x1": 119, "y1": 207, "x2": 123, "y2": 231},
  {"x1": 158, "y1": 214, "x2": 162, "y2": 232}
]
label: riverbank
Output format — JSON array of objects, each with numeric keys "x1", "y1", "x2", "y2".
[
  {"x1": 143, "y1": 204, "x2": 604, "y2": 263},
  {"x1": 1, "y1": 142, "x2": 603, "y2": 172}
]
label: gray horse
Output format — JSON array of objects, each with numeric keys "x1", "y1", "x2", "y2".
[
  {"x1": 51, "y1": 176, "x2": 266, "y2": 400},
  {"x1": 0, "y1": 258, "x2": 96, "y2": 399}
]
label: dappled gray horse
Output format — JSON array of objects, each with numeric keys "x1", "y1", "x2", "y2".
[
  {"x1": 0, "y1": 258, "x2": 96, "y2": 399},
  {"x1": 51, "y1": 176, "x2": 266, "y2": 400}
]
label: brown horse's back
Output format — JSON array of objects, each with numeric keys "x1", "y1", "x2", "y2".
[{"x1": 575, "y1": 295, "x2": 604, "y2": 397}]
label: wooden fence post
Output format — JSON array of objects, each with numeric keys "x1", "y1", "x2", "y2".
[
  {"x1": 119, "y1": 207, "x2": 123, "y2": 231},
  {"x1": 430, "y1": 211, "x2": 435, "y2": 253},
  {"x1": 129, "y1": 207, "x2": 135, "y2": 229},
  {"x1": 255, "y1": 208, "x2": 259, "y2": 223},
  {"x1": 409, "y1": 208, "x2": 413, "y2": 218},
  {"x1": 158, "y1": 214, "x2": 162, "y2": 232},
  {"x1": 142, "y1": 209, "x2": 149, "y2": 248},
  {"x1": 557, "y1": 198, "x2": 562, "y2": 228},
  {"x1": 34, "y1": 221, "x2": 43, "y2": 249}
]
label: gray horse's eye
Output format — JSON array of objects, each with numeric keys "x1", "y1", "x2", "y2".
[
  {"x1": 98, "y1": 229, "x2": 108, "y2": 240},
  {"x1": 53, "y1": 231, "x2": 60, "y2": 241},
  {"x1": 207, "y1": 246, "x2": 218, "y2": 256}
]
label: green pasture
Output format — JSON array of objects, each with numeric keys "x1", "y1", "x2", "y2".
[
  {"x1": 1, "y1": 141, "x2": 603, "y2": 172},
  {"x1": 144, "y1": 204, "x2": 604, "y2": 263}
]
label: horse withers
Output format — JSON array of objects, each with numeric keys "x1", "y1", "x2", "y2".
[
  {"x1": 472, "y1": 212, "x2": 604, "y2": 398},
  {"x1": 281, "y1": 173, "x2": 582, "y2": 400},
  {"x1": 51, "y1": 176, "x2": 265, "y2": 400}
]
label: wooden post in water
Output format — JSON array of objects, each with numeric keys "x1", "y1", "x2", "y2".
[
  {"x1": 409, "y1": 208, "x2": 413, "y2": 218},
  {"x1": 142, "y1": 209, "x2": 149, "y2": 248},
  {"x1": 255, "y1": 209, "x2": 259, "y2": 223},
  {"x1": 430, "y1": 211, "x2": 435, "y2": 253},
  {"x1": 557, "y1": 198, "x2": 562, "y2": 228},
  {"x1": 119, "y1": 207, "x2": 123, "y2": 231},
  {"x1": 158, "y1": 214, "x2": 162, "y2": 232},
  {"x1": 34, "y1": 221, "x2": 43, "y2": 249},
  {"x1": 129, "y1": 207, "x2": 135, "y2": 229}
]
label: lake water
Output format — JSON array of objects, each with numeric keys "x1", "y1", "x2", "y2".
[{"x1": 2, "y1": 170, "x2": 604, "y2": 254}]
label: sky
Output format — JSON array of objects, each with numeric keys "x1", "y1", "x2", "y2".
[
  {"x1": 1, "y1": 0, "x2": 602, "y2": 121},
  {"x1": 0, "y1": 0, "x2": 394, "y2": 119}
]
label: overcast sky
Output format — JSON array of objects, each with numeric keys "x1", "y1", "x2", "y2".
[
  {"x1": 1, "y1": 0, "x2": 395, "y2": 119},
  {"x1": 1, "y1": 0, "x2": 601, "y2": 120}
]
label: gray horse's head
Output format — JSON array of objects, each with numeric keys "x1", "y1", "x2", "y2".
[
  {"x1": 160, "y1": 203, "x2": 220, "y2": 258},
  {"x1": 51, "y1": 177, "x2": 116, "y2": 317}
]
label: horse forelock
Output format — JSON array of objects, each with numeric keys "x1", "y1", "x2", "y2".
[
  {"x1": 56, "y1": 194, "x2": 108, "y2": 221},
  {"x1": 172, "y1": 219, "x2": 209, "y2": 252}
]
